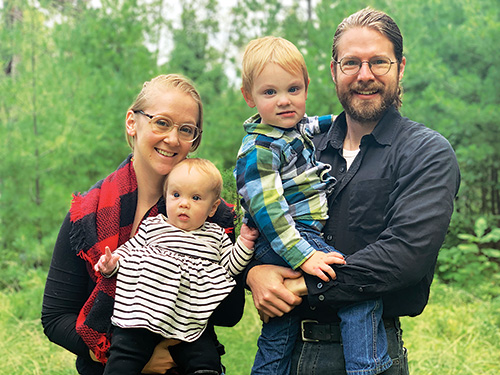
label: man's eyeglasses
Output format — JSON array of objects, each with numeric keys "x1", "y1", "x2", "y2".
[
  {"x1": 333, "y1": 57, "x2": 396, "y2": 76},
  {"x1": 134, "y1": 110, "x2": 201, "y2": 143}
]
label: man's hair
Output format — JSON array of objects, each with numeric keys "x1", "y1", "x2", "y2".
[
  {"x1": 332, "y1": 8, "x2": 404, "y2": 108},
  {"x1": 241, "y1": 36, "x2": 309, "y2": 95},
  {"x1": 127, "y1": 74, "x2": 203, "y2": 151},
  {"x1": 164, "y1": 158, "x2": 223, "y2": 200}
]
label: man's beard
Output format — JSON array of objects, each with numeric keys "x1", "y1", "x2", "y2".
[{"x1": 336, "y1": 81, "x2": 398, "y2": 123}]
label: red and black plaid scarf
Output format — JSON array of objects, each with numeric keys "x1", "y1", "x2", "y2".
[
  {"x1": 69, "y1": 155, "x2": 161, "y2": 363},
  {"x1": 69, "y1": 155, "x2": 236, "y2": 364}
]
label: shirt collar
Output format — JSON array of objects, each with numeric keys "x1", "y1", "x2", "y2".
[
  {"x1": 316, "y1": 106, "x2": 401, "y2": 151},
  {"x1": 243, "y1": 113, "x2": 304, "y2": 139}
]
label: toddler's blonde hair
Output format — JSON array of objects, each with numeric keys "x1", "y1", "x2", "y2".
[{"x1": 241, "y1": 36, "x2": 309, "y2": 95}]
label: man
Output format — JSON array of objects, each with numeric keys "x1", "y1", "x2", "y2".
[{"x1": 245, "y1": 7, "x2": 460, "y2": 375}]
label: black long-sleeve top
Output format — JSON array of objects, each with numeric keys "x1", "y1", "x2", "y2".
[
  {"x1": 42, "y1": 201, "x2": 244, "y2": 374},
  {"x1": 302, "y1": 106, "x2": 460, "y2": 319}
]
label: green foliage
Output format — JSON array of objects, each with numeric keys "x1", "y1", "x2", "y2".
[
  {"x1": 0, "y1": 0, "x2": 159, "y2": 278},
  {"x1": 438, "y1": 217, "x2": 500, "y2": 296}
]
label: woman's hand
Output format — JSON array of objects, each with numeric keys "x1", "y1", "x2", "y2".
[
  {"x1": 141, "y1": 339, "x2": 180, "y2": 374},
  {"x1": 246, "y1": 264, "x2": 303, "y2": 322}
]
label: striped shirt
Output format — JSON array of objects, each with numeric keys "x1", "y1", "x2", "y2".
[
  {"x1": 235, "y1": 114, "x2": 336, "y2": 269},
  {"x1": 111, "y1": 214, "x2": 253, "y2": 342}
]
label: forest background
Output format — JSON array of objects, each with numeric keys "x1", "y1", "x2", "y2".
[{"x1": 1, "y1": 0, "x2": 499, "y2": 374}]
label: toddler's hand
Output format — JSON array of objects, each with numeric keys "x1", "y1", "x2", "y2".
[
  {"x1": 239, "y1": 224, "x2": 259, "y2": 248},
  {"x1": 94, "y1": 246, "x2": 120, "y2": 276},
  {"x1": 299, "y1": 251, "x2": 345, "y2": 282}
]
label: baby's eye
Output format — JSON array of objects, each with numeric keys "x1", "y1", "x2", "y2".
[
  {"x1": 263, "y1": 89, "x2": 276, "y2": 96},
  {"x1": 192, "y1": 195, "x2": 201, "y2": 201},
  {"x1": 289, "y1": 86, "x2": 300, "y2": 93},
  {"x1": 173, "y1": 192, "x2": 180, "y2": 198}
]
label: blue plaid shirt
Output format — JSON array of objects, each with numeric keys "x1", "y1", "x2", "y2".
[{"x1": 234, "y1": 114, "x2": 336, "y2": 269}]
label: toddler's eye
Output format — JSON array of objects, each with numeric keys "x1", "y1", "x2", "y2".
[
  {"x1": 289, "y1": 86, "x2": 300, "y2": 93},
  {"x1": 173, "y1": 192, "x2": 180, "y2": 198},
  {"x1": 192, "y1": 195, "x2": 201, "y2": 201},
  {"x1": 264, "y1": 89, "x2": 276, "y2": 96}
]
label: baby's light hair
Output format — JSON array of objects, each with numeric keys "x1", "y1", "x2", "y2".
[
  {"x1": 164, "y1": 158, "x2": 223, "y2": 201},
  {"x1": 241, "y1": 36, "x2": 309, "y2": 95}
]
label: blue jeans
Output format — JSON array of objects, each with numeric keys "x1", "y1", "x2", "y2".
[
  {"x1": 251, "y1": 224, "x2": 391, "y2": 375},
  {"x1": 290, "y1": 318, "x2": 409, "y2": 375}
]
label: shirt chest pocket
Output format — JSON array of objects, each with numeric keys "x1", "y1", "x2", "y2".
[
  {"x1": 348, "y1": 179, "x2": 391, "y2": 233},
  {"x1": 280, "y1": 138, "x2": 308, "y2": 179}
]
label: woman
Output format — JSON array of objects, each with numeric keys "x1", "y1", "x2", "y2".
[{"x1": 41, "y1": 74, "x2": 244, "y2": 375}]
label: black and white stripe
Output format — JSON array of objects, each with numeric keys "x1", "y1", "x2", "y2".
[{"x1": 111, "y1": 215, "x2": 253, "y2": 342}]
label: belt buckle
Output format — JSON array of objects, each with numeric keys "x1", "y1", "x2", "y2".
[{"x1": 301, "y1": 319, "x2": 319, "y2": 343}]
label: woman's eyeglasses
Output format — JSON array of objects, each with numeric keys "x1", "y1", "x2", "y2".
[{"x1": 134, "y1": 110, "x2": 201, "y2": 142}]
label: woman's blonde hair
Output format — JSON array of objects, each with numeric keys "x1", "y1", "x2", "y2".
[
  {"x1": 127, "y1": 74, "x2": 203, "y2": 151},
  {"x1": 164, "y1": 158, "x2": 223, "y2": 200},
  {"x1": 241, "y1": 36, "x2": 309, "y2": 95}
]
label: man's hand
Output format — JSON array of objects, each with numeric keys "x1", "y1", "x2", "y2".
[
  {"x1": 284, "y1": 276, "x2": 308, "y2": 297},
  {"x1": 299, "y1": 251, "x2": 345, "y2": 282},
  {"x1": 246, "y1": 264, "x2": 303, "y2": 321},
  {"x1": 94, "y1": 246, "x2": 120, "y2": 276}
]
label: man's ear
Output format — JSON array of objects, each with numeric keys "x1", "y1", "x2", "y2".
[
  {"x1": 125, "y1": 110, "x2": 137, "y2": 137},
  {"x1": 208, "y1": 198, "x2": 221, "y2": 218},
  {"x1": 398, "y1": 56, "x2": 406, "y2": 82},
  {"x1": 241, "y1": 88, "x2": 256, "y2": 108},
  {"x1": 330, "y1": 61, "x2": 337, "y2": 84}
]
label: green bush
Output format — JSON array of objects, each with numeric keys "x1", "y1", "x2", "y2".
[{"x1": 437, "y1": 217, "x2": 500, "y2": 296}]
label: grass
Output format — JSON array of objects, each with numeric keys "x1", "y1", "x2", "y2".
[
  {"x1": 1, "y1": 272, "x2": 499, "y2": 375},
  {"x1": 402, "y1": 282, "x2": 500, "y2": 374},
  {"x1": 0, "y1": 269, "x2": 76, "y2": 375}
]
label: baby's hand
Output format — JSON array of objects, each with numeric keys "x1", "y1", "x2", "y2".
[
  {"x1": 299, "y1": 251, "x2": 345, "y2": 282},
  {"x1": 239, "y1": 224, "x2": 259, "y2": 249},
  {"x1": 94, "y1": 246, "x2": 120, "y2": 276}
]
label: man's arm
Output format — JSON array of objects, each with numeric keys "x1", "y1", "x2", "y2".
[{"x1": 307, "y1": 129, "x2": 460, "y2": 309}]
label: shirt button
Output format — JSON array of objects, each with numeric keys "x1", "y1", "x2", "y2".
[
  {"x1": 339, "y1": 166, "x2": 345, "y2": 173},
  {"x1": 326, "y1": 235, "x2": 333, "y2": 241},
  {"x1": 358, "y1": 287, "x2": 364, "y2": 293},
  {"x1": 318, "y1": 295, "x2": 325, "y2": 301},
  {"x1": 310, "y1": 305, "x2": 316, "y2": 310},
  {"x1": 317, "y1": 282, "x2": 323, "y2": 289}
]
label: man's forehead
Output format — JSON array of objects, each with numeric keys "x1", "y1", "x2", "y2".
[{"x1": 337, "y1": 27, "x2": 394, "y2": 58}]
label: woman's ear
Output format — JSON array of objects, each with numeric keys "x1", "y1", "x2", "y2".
[
  {"x1": 125, "y1": 110, "x2": 137, "y2": 137},
  {"x1": 241, "y1": 88, "x2": 256, "y2": 108}
]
